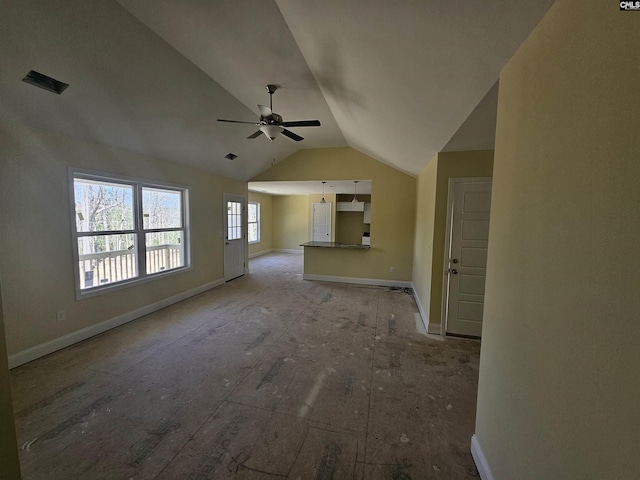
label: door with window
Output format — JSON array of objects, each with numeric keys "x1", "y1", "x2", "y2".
[
  {"x1": 444, "y1": 178, "x2": 492, "y2": 337},
  {"x1": 223, "y1": 193, "x2": 246, "y2": 281}
]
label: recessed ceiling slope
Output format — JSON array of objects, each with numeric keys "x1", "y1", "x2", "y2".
[
  {"x1": 442, "y1": 81, "x2": 499, "y2": 153},
  {"x1": 116, "y1": 0, "x2": 346, "y2": 151},
  {"x1": 0, "y1": 0, "x2": 297, "y2": 180},
  {"x1": 276, "y1": 0, "x2": 555, "y2": 175},
  {"x1": 3, "y1": 0, "x2": 554, "y2": 181}
]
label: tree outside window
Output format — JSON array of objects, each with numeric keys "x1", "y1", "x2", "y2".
[{"x1": 73, "y1": 173, "x2": 189, "y2": 295}]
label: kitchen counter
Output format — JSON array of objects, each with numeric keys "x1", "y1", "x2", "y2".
[{"x1": 300, "y1": 241, "x2": 370, "y2": 250}]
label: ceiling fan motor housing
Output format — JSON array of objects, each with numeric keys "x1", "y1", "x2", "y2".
[{"x1": 263, "y1": 113, "x2": 283, "y2": 125}]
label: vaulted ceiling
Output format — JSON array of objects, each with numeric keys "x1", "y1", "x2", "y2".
[{"x1": 1, "y1": 0, "x2": 554, "y2": 181}]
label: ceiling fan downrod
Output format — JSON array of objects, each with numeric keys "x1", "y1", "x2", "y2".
[{"x1": 266, "y1": 84, "x2": 277, "y2": 111}]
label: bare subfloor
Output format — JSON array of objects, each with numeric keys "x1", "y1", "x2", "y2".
[{"x1": 11, "y1": 252, "x2": 480, "y2": 479}]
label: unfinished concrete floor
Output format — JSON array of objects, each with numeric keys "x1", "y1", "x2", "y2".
[{"x1": 10, "y1": 252, "x2": 481, "y2": 479}]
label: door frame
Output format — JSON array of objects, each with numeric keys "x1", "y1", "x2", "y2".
[
  {"x1": 312, "y1": 202, "x2": 332, "y2": 242},
  {"x1": 223, "y1": 192, "x2": 248, "y2": 281},
  {"x1": 440, "y1": 177, "x2": 493, "y2": 336}
]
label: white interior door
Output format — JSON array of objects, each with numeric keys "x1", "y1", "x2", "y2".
[
  {"x1": 223, "y1": 193, "x2": 246, "y2": 281},
  {"x1": 312, "y1": 203, "x2": 332, "y2": 242},
  {"x1": 445, "y1": 179, "x2": 492, "y2": 337}
]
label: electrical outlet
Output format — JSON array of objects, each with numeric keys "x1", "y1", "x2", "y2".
[
  {"x1": 390, "y1": 266, "x2": 395, "y2": 273},
  {"x1": 56, "y1": 310, "x2": 66, "y2": 321}
]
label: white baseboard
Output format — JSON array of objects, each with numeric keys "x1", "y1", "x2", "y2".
[
  {"x1": 303, "y1": 274, "x2": 412, "y2": 288},
  {"x1": 249, "y1": 249, "x2": 273, "y2": 259},
  {"x1": 411, "y1": 284, "x2": 430, "y2": 333},
  {"x1": 428, "y1": 323, "x2": 442, "y2": 335},
  {"x1": 410, "y1": 284, "x2": 441, "y2": 335},
  {"x1": 8, "y1": 278, "x2": 225, "y2": 369},
  {"x1": 274, "y1": 249, "x2": 303, "y2": 254},
  {"x1": 471, "y1": 434, "x2": 495, "y2": 480}
]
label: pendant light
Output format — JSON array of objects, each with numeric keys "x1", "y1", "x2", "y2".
[
  {"x1": 352, "y1": 180, "x2": 359, "y2": 203},
  {"x1": 320, "y1": 181, "x2": 327, "y2": 203}
]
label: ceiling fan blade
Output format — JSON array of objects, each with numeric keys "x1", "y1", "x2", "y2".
[
  {"x1": 281, "y1": 129, "x2": 304, "y2": 142},
  {"x1": 217, "y1": 119, "x2": 259, "y2": 125},
  {"x1": 258, "y1": 105, "x2": 272, "y2": 117},
  {"x1": 247, "y1": 130, "x2": 263, "y2": 139},
  {"x1": 282, "y1": 120, "x2": 321, "y2": 127}
]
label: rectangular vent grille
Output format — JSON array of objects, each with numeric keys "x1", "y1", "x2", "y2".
[{"x1": 22, "y1": 70, "x2": 69, "y2": 95}]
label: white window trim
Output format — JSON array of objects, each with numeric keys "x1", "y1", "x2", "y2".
[
  {"x1": 248, "y1": 201, "x2": 260, "y2": 244},
  {"x1": 69, "y1": 168, "x2": 191, "y2": 300}
]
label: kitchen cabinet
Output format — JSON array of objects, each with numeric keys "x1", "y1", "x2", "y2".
[
  {"x1": 337, "y1": 201, "x2": 365, "y2": 212},
  {"x1": 363, "y1": 202, "x2": 371, "y2": 224}
]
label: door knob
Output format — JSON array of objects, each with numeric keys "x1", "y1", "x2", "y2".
[{"x1": 451, "y1": 269, "x2": 458, "y2": 275}]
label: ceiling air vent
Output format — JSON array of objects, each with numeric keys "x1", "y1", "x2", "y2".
[
  {"x1": 22, "y1": 70, "x2": 69, "y2": 95},
  {"x1": 224, "y1": 153, "x2": 238, "y2": 161}
]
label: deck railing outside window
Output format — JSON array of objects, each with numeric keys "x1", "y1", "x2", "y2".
[
  {"x1": 78, "y1": 244, "x2": 183, "y2": 289},
  {"x1": 72, "y1": 172, "x2": 189, "y2": 295}
]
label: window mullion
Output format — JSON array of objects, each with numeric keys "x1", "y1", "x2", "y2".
[
  {"x1": 77, "y1": 229, "x2": 136, "y2": 238},
  {"x1": 143, "y1": 227, "x2": 184, "y2": 234},
  {"x1": 135, "y1": 184, "x2": 146, "y2": 278}
]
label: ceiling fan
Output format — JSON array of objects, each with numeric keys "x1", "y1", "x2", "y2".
[{"x1": 217, "y1": 85, "x2": 321, "y2": 142}]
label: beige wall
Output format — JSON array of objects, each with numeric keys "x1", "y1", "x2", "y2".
[
  {"x1": 0, "y1": 121, "x2": 246, "y2": 358},
  {"x1": 0, "y1": 284, "x2": 21, "y2": 480},
  {"x1": 248, "y1": 191, "x2": 273, "y2": 256},
  {"x1": 272, "y1": 195, "x2": 309, "y2": 251},
  {"x1": 412, "y1": 150, "x2": 493, "y2": 330},
  {"x1": 430, "y1": 150, "x2": 494, "y2": 327},
  {"x1": 253, "y1": 148, "x2": 416, "y2": 281},
  {"x1": 412, "y1": 154, "x2": 438, "y2": 324},
  {"x1": 475, "y1": 1, "x2": 640, "y2": 478}
]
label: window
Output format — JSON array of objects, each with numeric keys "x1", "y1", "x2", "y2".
[
  {"x1": 227, "y1": 201, "x2": 243, "y2": 240},
  {"x1": 72, "y1": 172, "x2": 189, "y2": 295},
  {"x1": 248, "y1": 202, "x2": 260, "y2": 243}
]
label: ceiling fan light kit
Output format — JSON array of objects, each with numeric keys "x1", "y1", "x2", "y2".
[
  {"x1": 259, "y1": 124, "x2": 283, "y2": 140},
  {"x1": 217, "y1": 84, "x2": 321, "y2": 142}
]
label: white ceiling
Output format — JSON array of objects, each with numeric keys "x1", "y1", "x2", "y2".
[
  {"x1": 250, "y1": 180, "x2": 372, "y2": 196},
  {"x1": 1, "y1": 0, "x2": 554, "y2": 181}
]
